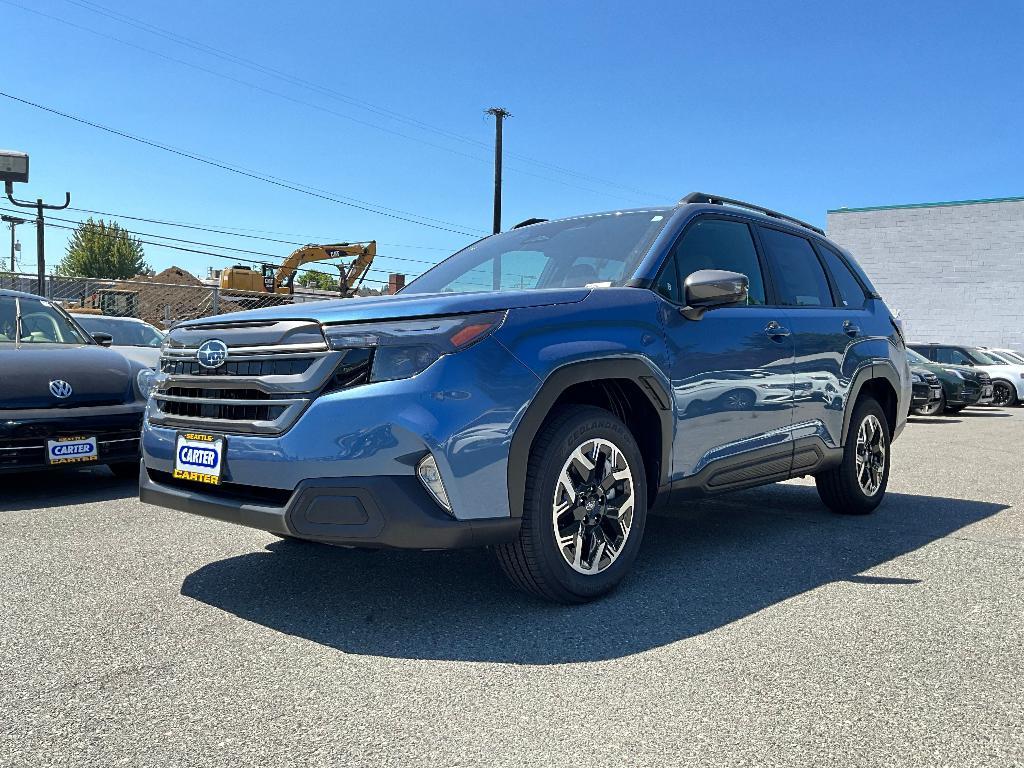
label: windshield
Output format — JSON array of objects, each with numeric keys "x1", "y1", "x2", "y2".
[
  {"x1": 0, "y1": 296, "x2": 90, "y2": 345},
  {"x1": 969, "y1": 348, "x2": 1003, "y2": 365},
  {"x1": 404, "y1": 209, "x2": 671, "y2": 295},
  {"x1": 77, "y1": 316, "x2": 164, "y2": 347},
  {"x1": 998, "y1": 349, "x2": 1024, "y2": 364},
  {"x1": 906, "y1": 349, "x2": 930, "y2": 365}
]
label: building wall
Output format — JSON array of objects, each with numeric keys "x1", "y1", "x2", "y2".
[{"x1": 827, "y1": 199, "x2": 1024, "y2": 351}]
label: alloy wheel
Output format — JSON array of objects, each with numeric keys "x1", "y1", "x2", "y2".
[
  {"x1": 992, "y1": 381, "x2": 1013, "y2": 407},
  {"x1": 551, "y1": 437, "x2": 635, "y2": 575},
  {"x1": 855, "y1": 413, "x2": 886, "y2": 496}
]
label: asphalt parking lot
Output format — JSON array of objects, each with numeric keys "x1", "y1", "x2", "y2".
[{"x1": 1, "y1": 408, "x2": 1021, "y2": 768}]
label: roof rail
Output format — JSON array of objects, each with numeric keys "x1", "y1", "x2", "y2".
[
  {"x1": 512, "y1": 217, "x2": 548, "y2": 229},
  {"x1": 679, "y1": 192, "x2": 825, "y2": 236}
]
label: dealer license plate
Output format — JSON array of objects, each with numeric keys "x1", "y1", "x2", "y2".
[
  {"x1": 173, "y1": 432, "x2": 224, "y2": 485},
  {"x1": 47, "y1": 435, "x2": 98, "y2": 465},
  {"x1": 983, "y1": 385, "x2": 993, "y2": 398}
]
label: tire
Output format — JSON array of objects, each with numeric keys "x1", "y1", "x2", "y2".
[
  {"x1": 913, "y1": 390, "x2": 945, "y2": 416},
  {"x1": 107, "y1": 461, "x2": 140, "y2": 480},
  {"x1": 495, "y1": 405, "x2": 647, "y2": 604},
  {"x1": 814, "y1": 396, "x2": 890, "y2": 515},
  {"x1": 991, "y1": 380, "x2": 1018, "y2": 407}
]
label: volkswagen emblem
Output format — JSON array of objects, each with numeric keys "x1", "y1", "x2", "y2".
[
  {"x1": 49, "y1": 379, "x2": 73, "y2": 399},
  {"x1": 196, "y1": 339, "x2": 228, "y2": 369}
]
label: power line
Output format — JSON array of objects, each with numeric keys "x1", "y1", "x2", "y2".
[
  {"x1": 63, "y1": 205, "x2": 458, "y2": 252},
  {"x1": 4, "y1": 0, "x2": 655, "y2": 204},
  {"x1": 0, "y1": 90, "x2": 487, "y2": 237},
  {"x1": 54, "y1": 0, "x2": 667, "y2": 200}
]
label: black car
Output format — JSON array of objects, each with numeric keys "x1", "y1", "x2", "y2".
[{"x1": 0, "y1": 289, "x2": 153, "y2": 475}]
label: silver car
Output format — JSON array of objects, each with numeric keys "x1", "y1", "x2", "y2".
[{"x1": 72, "y1": 315, "x2": 164, "y2": 369}]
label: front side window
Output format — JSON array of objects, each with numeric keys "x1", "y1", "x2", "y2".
[
  {"x1": 77, "y1": 316, "x2": 164, "y2": 347},
  {"x1": 404, "y1": 210, "x2": 671, "y2": 294},
  {"x1": 935, "y1": 347, "x2": 975, "y2": 366},
  {"x1": 658, "y1": 218, "x2": 767, "y2": 305},
  {"x1": 815, "y1": 242, "x2": 866, "y2": 309},
  {"x1": 7, "y1": 298, "x2": 90, "y2": 344},
  {"x1": 759, "y1": 227, "x2": 834, "y2": 308}
]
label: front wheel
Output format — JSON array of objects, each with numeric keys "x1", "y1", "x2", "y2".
[
  {"x1": 815, "y1": 396, "x2": 890, "y2": 515},
  {"x1": 495, "y1": 405, "x2": 647, "y2": 604},
  {"x1": 913, "y1": 390, "x2": 945, "y2": 416},
  {"x1": 992, "y1": 380, "x2": 1018, "y2": 407}
]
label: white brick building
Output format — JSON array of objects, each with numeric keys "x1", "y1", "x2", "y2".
[{"x1": 827, "y1": 197, "x2": 1024, "y2": 351}]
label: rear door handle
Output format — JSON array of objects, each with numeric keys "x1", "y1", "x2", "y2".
[
  {"x1": 843, "y1": 320, "x2": 861, "y2": 337},
  {"x1": 764, "y1": 321, "x2": 791, "y2": 340}
]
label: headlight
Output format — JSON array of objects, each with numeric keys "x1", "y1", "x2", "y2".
[
  {"x1": 136, "y1": 368, "x2": 158, "y2": 400},
  {"x1": 324, "y1": 312, "x2": 506, "y2": 382},
  {"x1": 911, "y1": 372, "x2": 923, "y2": 383},
  {"x1": 943, "y1": 368, "x2": 965, "y2": 379}
]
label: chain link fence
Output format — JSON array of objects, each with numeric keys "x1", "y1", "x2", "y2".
[{"x1": 0, "y1": 272, "x2": 343, "y2": 329}]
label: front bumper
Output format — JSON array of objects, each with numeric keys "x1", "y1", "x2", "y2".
[
  {"x1": 140, "y1": 465, "x2": 521, "y2": 549},
  {"x1": 911, "y1": 381, "x2": 942, "y2": 409},
  {"x1": 0, "y1": 403, "x2": 144, "y2": 472}
]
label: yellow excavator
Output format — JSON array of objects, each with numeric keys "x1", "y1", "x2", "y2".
[{"x1": 219, "y1": 241, "x2": 376, "y2": 297}]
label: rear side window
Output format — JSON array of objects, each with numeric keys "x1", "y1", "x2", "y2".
[
  {"x1": 759, "y1": 228, "x2": 834, "y2": 307},
  {"x1": 935, "y1": 347, "x2": 975, "y2": 366},
  {"x1": 815, "y1": 242, "x2": 867, "y2": 309},
  {"x1": 658, "y1": 218, "x2": 767, "y2": 305}
]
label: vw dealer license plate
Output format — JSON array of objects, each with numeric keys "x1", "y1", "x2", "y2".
[
  {"x1": 173, "y1": 432, "x2": 224, "y2": 485},
  {"x1": 47, "y1": 435, "x2": 98, "y2": 465}
]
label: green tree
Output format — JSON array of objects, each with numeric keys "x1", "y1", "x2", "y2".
[
  {"x1": 57, "y1": 218, "x2": 151, "y2": 279},
  {"x1": 296, "y1": 270, "x2": 339, "y2": 292}
]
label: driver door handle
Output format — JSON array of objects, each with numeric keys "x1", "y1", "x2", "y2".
[{"x1": 764, "y1": 321, "x2": 791, "y2": 341}]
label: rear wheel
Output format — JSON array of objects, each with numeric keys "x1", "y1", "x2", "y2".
[
  {"x1": 496, "y1": 406, "x2": 647, "y2": 604},
  {"x1": 815, "y1": 396, "x2": 890, "y2": 515},
  {"x1": 992, "y1": 380, "x2": 1018, "y2": 407}
]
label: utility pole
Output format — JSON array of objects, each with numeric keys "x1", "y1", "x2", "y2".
[
  {"x1": 5, "y1": 185, "x2": 71, "y2": 297},
  {"x1": 1, "y1": 214, "x2": 27, "y2": 272},
  {"x1": 485, "y1": 107, "x2": 511, "y2": 234}
]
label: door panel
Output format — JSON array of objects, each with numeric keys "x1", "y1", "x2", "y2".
[
  {"x1": 664, "y1": 306, "x2": 796, "y2": 480},
  {"x1": 787, "y1": 308, "x2": 874, "y2": 448}
]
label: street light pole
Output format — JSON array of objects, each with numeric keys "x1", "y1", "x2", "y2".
[
  {"x1": 485, "y1": 107, "x2": 511, "y2": 234},
  {"x1": 5, "y1": 182, "x2": 71, "y2": 297}
]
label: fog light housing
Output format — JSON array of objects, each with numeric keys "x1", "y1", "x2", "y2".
[{"x1": 416, "y1": 454, "x2": 451, "y2": 513}]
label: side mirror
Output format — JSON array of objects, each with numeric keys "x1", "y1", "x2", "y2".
[
  {"x1": 681, "y1": 269, "x2": 749, "y2": 320},
  {"x1": 92, "y1": 332, "x2": 113, "y2": 347}
]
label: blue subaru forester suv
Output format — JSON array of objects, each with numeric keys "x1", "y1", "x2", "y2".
[{"x1": 140, "y1": 193, "x2": 911, "y2": 603}]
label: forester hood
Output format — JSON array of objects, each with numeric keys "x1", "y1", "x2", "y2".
[
  {"x1": 177, "y1": 287, "x2": 591, "y2": 329},
  {"x1": 0, "y1": 344, "x2": 137, "y2": 409}
]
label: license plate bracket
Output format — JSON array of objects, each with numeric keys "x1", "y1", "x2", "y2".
[
  {"x1": 47, "y1": 435, "x2": 98, "y2": 465},
  {"x1": 173, "y1": 432, "x2": 225, "y2": 485}
]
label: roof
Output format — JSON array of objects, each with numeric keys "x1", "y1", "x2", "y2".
[
  {"x1": 828, "y1": 195, "x2": 1024, "y2": 214},
  {"x1": 0, "y1": 287, "x2": 40, "y2": 299}
]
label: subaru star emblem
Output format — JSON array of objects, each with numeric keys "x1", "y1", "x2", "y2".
[
  {"x1": 49, "y1": 380, "x2": 73, "y2": 399},
  {"x1": 196, "y1": 339, "x2": 228, "y2": 369}
]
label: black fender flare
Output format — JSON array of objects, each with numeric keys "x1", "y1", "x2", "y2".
[
  {"x1": 507, "y1": 357, "x2": 674, "y2": 518},
  {"x1": 842, "y1": 361, "x2": 902, "y2": 446}
]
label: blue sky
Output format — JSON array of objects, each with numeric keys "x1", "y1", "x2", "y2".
[{"x1": 2, "y1": 0, "x2": 1022, "y2": 284}]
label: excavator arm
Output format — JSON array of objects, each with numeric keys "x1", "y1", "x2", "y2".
[{"x1": 273, "y1": 241, "x2": 376, "y2": 296}]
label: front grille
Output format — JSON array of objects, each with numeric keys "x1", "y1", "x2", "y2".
[
  {"x1": 147, "y1": 469, "x2": 292, "y2": 506},
  {"x1": 161, "y1": 357, "x2": 316, "y2": 377},
  {"x1": 159, "y1": 386, "x2": 289, "y2": 423},
  {"x1": 0, "y1": 429, "x2": 140, "y2": 469},
  {"x1": 150, "y1": 320, "x2": 370, "y2": 435}
]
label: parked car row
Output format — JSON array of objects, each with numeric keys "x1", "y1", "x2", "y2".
[{"x1": 909, "y1": 343, "x2": 1024, "y2": 411}]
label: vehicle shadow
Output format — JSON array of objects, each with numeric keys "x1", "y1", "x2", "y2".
[
  {"x1": 957, "y1": 409, "x2": 1012, "y2": 417},
  {"x1": 180, "y1": 483, "x2": 1007, "y2": 664},
  {"x1": 907, "y1": 416, "x2": 961, "y2": 424},
  {"x1": 0, "y1": 467, "x2": 138, "y2": 512}
]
